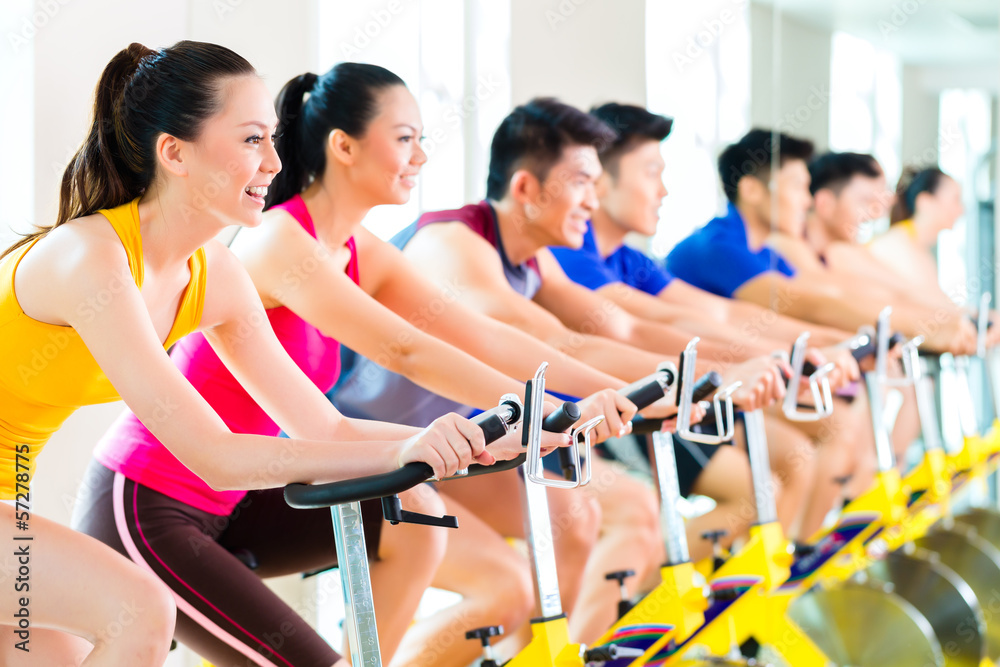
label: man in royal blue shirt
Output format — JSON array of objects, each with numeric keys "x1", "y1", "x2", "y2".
[{"x1": 666, "y1": 129, "x2": 808, "y2": 298}]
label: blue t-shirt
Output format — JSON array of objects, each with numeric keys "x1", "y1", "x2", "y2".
[
  {"x1": 550, "y1": 222, "x2": 674, "y2": 296},
  {"x1": 665, "y1": 203, "x2": 796, "y2": 298}
]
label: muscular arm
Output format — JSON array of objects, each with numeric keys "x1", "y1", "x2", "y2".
[
  {"x1": 403, "y1": 222, "x2": 675, "y2": 381},
  {"x1": 353, "y1": 228, "x2": 629, "y2": 395},
  {"x1": 534, "y1": 249, "x2": 767, "y2": 361},
  {"x1": 596, "y1": 279, "x2": 782, "y2": 357},
  {"x1": 661, "y1": 279, "x2": 852, "y2": 346},
  {"x1": 403, "y1": 222, "x2": 786, "y2": 407},
  {"x1": 734, "y1": 271, "x2": 967, "y2": 352},
  {"x1": 235, "y1": 214, "x2": 527, "y2": 411}
]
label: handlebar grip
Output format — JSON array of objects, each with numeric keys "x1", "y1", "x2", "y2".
[
  {"x1": 464, "y1": 454, "x2": 527, "y2": 478},
  {"x1": 692, "y1": 371, "x2": 723, "y2": 403},
  {"x1": 850, "y1": 337, "x2": 877, "y2": 364},
  {"x1": 546, "y1": 401, "x2": 582, "y2": 479},
  {"x1": 477, "y1": 412, "x2": 511, "y2": 445},
  {"x1": 544, "y1": 401, "x2": 582, "y2": 433},
  {"x1": 628, "y1": 416, "x2": 663, "y2": 435},
  {"x1": 629, "y1": 372, "x2": 722, "y2": 435},
  {"x1": 623, "y1": 377, "x2": 668, "y2": 410},
  {"x1": 285, "y1": 405, "x2": 521, "y2": 509}
]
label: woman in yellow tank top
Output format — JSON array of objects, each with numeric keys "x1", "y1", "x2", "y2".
[
  {"x1": 867, "y1": 166, "x2": 998, "y2": 346},
  {"x1": 868, "y1": 167, "x2": 966, "y2": 299},
  {"x1": 0, "y1": 41, "x2": 524, "y2": 666}
]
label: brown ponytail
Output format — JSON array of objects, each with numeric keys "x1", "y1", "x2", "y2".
[{"x1": 3, "y1": 40, "x2": 255, "y2": 259}]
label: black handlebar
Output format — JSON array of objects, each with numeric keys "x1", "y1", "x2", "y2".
[
  {"x1": 622, "y1": 367, "x2": 676, "y2": 410},
  {"x1": 630, "y1": 371, "x2": 722, "y2": 434},
  {"x1": 285, "y1": 402, "x2": 522, "y2": 510},
  {"x1": 545, "y1": 401, "x2": 582, "y2": 433},
  {"x1": 800, "y1": 331, "x2": 904, "y2": 377}
]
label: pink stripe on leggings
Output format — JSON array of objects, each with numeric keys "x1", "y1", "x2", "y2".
[{"x1": 111, "y1": 473, "x2": 290, "y2": 667}]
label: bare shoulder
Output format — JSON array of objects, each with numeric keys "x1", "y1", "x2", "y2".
[
  {"x1": 404, "y1": 221, "x2": 508, "y2": 292},
  {"x1": 407, "y1": 221, "x2": 498, "y2": 262},
  {"x1": 767, "y1": 233, "x2": 821, "y2": 272},
  {"x1": 13, "y1": 214, "x2": 133, "y2": 325}
]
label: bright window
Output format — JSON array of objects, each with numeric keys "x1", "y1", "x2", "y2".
[
  {"x1": 318, "y1": 0, "x2": 510, "y2": 240},
  {"x1": 645, "y1": 1, "x2": 751, "y2": 258}
]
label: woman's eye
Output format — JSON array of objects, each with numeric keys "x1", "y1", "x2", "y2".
[
  {"x1": 399, "y1": 136, "x2": 412, "y2": 143},
  {"x1": 246, "y1": 135, "x2": 263, "y2": 145}
]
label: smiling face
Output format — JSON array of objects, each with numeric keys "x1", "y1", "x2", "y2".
[
  {"x1": 524, "y1": 144, "x2": 603, "y2": 249},
  {"x1": 816, "y1": 173, "x2": 890, "y2": 243},
  {"x1": 348, "y1": 84, "x2": 427, "y2": 206},
  {"x1": 597, "y1": 139, "x2": 668, "y2": 237},
  {"x1": 182, "y1": 75, "x2": 281, "y2": 227}
]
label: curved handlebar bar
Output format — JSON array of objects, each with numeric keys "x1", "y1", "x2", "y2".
[{"x1": 286, "y1": 396, "x2": 523, "y2": 510}]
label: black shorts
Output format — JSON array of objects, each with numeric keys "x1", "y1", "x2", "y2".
[{"x1": 71, "y1": 459, "x2": 384, "y2": 667}]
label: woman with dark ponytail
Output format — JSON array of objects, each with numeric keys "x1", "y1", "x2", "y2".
[
  {"x1": 82, "y1": 60, "x2": 667, "y2": 666},
  {"x1": 1, "y1": 43, "x2": 514, "y2": 666}
]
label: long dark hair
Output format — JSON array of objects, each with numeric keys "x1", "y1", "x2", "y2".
[
  {"x1": 890, "y1": 166, "x2": 947, "y2": 224},
  {"x1": 2, "y1": 40, "x2": 255, "y2": 260},
  {"x1": 266, "y1": 62, "x2": 405, "y2": 209}
]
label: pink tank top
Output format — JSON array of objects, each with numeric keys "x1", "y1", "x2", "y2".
[{"x1": 94, "y1": 195, "x2": 360, "y2": 515}]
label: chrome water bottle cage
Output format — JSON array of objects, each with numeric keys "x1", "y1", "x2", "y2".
[
  {"x1": 675, "y1": 338, "x2": 738, "y2": 444},
  {"x1": 525, "y1": 414, "x2": 605, "y2": 489},
  {"x1": 782, "y1": 332, "x2": 836, "y2": 421}
]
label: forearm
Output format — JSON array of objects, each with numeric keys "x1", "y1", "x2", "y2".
[
  {"x1": 726, "y1": 300, "x2": 851, "y2": 346},
  {"x1": 189, "y1": 431, "x2": 404, "y2": 492},
  {"x1": 393, "y1": 334, "x2": 530, "y2": 411},
  {"x1": 449, "y1": 317, "x2": 628, "y2": 395},
  {"x1": 663, "y1": 318, "x2": 779, "y2": 360},
  {"x1": 328, "y1": 416, "x2": 421, "y2": 442},
  {"x1": 549, "y1": 330, "x2": 674, "y2": 383}
]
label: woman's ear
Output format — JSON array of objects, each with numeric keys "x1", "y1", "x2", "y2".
[
  {"x1": 155, "y1": 134, "x2": 188, "y2": 178},
  {"x1": 327, "y1": 128, "x2": 356, "y2": 167}
]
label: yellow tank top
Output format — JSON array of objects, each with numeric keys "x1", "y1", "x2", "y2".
[
  {"x1": 896, "y1": 219, "x2": 918, "y2": 240},
  {"x1": 0, "y1": 198, "x2": 207, "y2": 499}
]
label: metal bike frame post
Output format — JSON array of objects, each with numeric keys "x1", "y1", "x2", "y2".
[
  {"x1": 652, "y1": 430, "x2": 691, "y2": 565},
  {"x1": 744, "y1": 409, "x2": 779, "y2": 525},
  {"x1": 332, "y1": 501, "x2": 382, "y2": 666}
]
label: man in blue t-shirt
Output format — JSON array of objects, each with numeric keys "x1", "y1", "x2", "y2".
[
  {"x1": 665, "y1": 129, "x2": 966, "y2": 354},
  {"x1": 666, "y1": 128, "x2": 809, "y2": 299}
]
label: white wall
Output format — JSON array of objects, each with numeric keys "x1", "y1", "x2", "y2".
[
  {"x1": 750, "y1": 3, "x2": 832, "y2": 148},
  {"x1": 510, "y1": 0, "x2": 646, "y2": 109},
  {"x1": 900, "y1": 64, "x2": 941, "y2": 169}
]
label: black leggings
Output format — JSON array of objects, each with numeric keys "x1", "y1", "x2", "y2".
[{"x1": 71, "y1": 459, "x2": 383, "y2": 667}]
